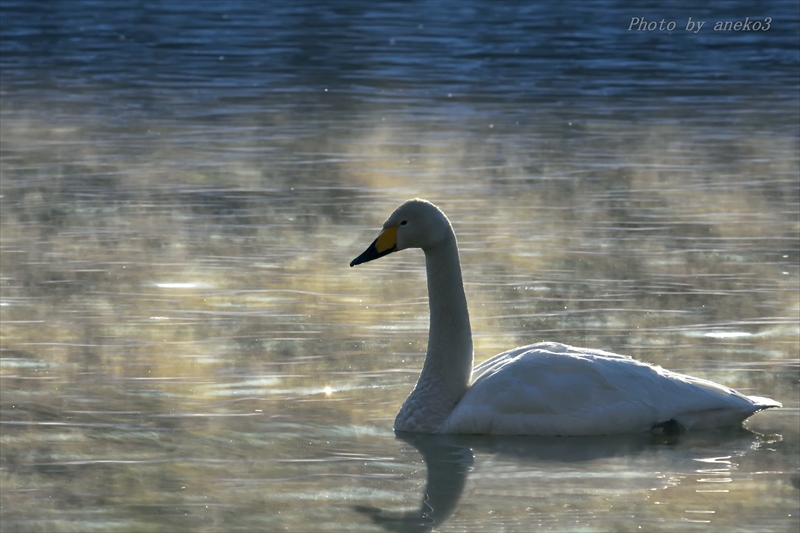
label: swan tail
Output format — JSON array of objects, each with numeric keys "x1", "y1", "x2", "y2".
[{"x1": 747, "y1": 395, "x2": 782, "y2": 409}]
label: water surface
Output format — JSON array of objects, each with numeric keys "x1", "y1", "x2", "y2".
[{"x1": 1, "y1": 1, "x2": 798, "y2": 531}]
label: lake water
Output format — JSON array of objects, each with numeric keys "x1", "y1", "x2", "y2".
[{"x1": 1, "y1": 1, "x2": 798, "y2": 531}]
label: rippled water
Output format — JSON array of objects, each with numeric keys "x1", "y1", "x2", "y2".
[{"x1": 2, "y1": 1, "x2": 799, "y2": 532}]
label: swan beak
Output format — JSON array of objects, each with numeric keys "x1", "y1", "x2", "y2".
[{"x1": 350, "y1": 226, "x2": 398, "y2": 267}]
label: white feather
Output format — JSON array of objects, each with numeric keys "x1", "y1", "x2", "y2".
[{"x1": 441, "y1": 342, "x2": 780, "y2": 435}]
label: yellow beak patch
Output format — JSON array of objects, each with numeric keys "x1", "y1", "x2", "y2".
[
  {"x1": 350, "y1": 225, "x2": 400, "y2": 267},
  {"x1": 374, "y1": 225, "x2": 399, "y2": 253}
]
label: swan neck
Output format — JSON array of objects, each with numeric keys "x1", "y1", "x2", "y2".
[
  {"x1": 419, "y1": 236, "x2": 473, "y2": 401},
  {"x1": 424, "y1": 239, "x2": 472, "y2": 361},
  {"x1": 395, "y1": 230, "x2": 474, "y2": 433}
]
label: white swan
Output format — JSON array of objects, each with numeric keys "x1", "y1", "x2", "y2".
[{"x1": 350, "y1": 199, "x2": 781, "y2": 435}]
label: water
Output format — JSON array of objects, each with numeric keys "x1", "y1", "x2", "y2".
[{"x1": 1, "y1": 0, "x2": 798, "y2": 531}]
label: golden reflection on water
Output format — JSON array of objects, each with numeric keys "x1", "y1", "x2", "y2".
[{"x1": 1, "y1": 109, "x2": 799, "y2": 532}]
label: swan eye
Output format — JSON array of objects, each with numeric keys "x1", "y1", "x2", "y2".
[{"x1": 400, "y1": 220, "x2": 408, "y2": 226}]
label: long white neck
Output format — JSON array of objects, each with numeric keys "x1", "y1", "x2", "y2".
[
  {"x1": 394, "y1": 233, "x2": 474, "y2": 432},
  {"x1": 423, "y1": 238, "x2": 473, "y2": 384}
]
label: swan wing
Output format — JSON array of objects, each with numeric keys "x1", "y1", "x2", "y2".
[{"x1": 441, "y1": 342, "x2": 779, "y2": 435}]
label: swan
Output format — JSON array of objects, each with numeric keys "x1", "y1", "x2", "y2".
[{"x1": 349, "y1": 199, "x2": 781, "y2": 435}]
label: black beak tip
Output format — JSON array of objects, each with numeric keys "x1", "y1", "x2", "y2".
[
  {"x1": 350, "y1": 241, "x2": 394, "y2": 268},
  {"x1": 350, "y1": 254, "x2": 368, "y2": 267}
]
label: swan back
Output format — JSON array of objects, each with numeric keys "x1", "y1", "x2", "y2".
[{"x1": 441, "y1": 343, "x2": 781, "y2": 435}]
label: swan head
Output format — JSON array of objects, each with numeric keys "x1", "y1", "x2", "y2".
[{"x1": 350, "y1": 199, "x2": 453, "y2": 267}]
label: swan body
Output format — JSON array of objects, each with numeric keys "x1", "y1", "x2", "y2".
[{"x1": 350, "y1": 199, "x2": 781, "y2": 436}]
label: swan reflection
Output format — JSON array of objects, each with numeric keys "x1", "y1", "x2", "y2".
[
  {"x1": 355, "y1": 428, "x2": 777, "y2": 532},
  {"x1": 354, "y1": 432, "x2": 473, "y2": 532}
]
